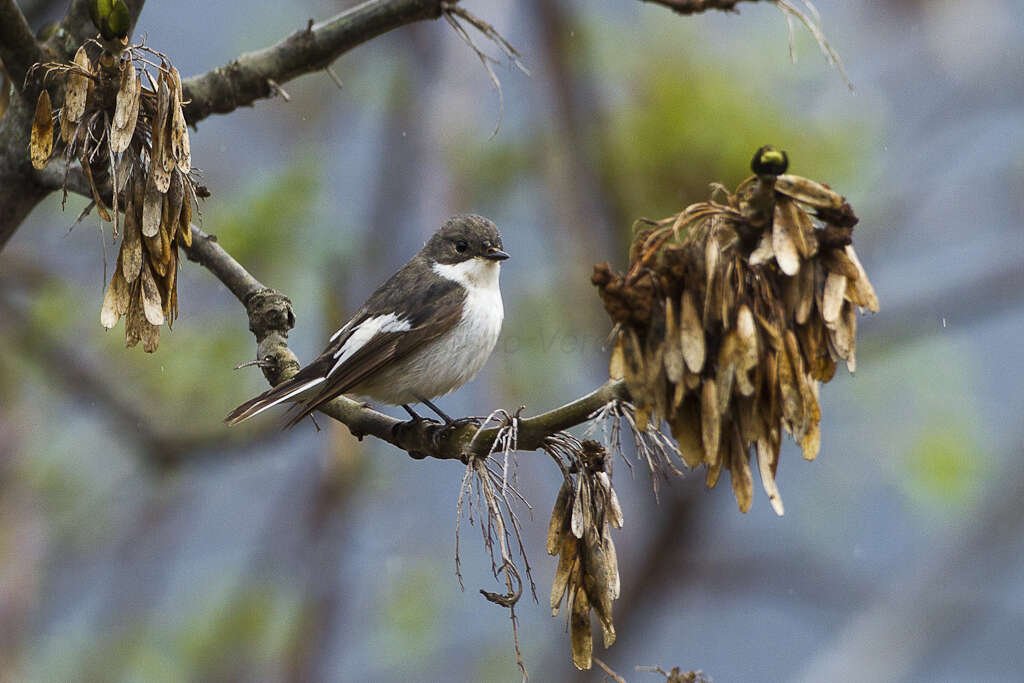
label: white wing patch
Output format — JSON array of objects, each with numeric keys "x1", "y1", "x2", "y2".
[
  {"x1": 328, "y1": 318, "x2": 355, "y2": 343},
  {"x1": 329, "y1": 312, "x2": 410, "y2": 376}
]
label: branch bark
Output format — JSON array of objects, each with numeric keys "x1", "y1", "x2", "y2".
[
  {"x1": 0, "y1": 0, "x2": 45, "y2": 89},
  {"x1": 0, "y1": 92, "x2": 49, "y2": 249},
  {"x1": 180, "y1": 0, "x2": 447, "y2": 125},
  {"x1": 0, "y1": 0, "x2": 145, "y2": 250}
]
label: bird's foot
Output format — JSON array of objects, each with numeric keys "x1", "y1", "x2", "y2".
[
  {"x1": 446, "y1": 415, "x2": 482, "y2": 428},
  {"x1": 392, "y1": 415, "x2": 437, "y2": 441}
]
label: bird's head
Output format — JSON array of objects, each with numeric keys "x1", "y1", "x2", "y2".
[{"x1": 424, "y1": 214, "x2": 508, "y2": 287}]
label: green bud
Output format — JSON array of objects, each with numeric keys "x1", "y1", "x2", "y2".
[
  {"x1": 106, "y1": 0, "x2": 131, "y2": 39},
  {"x1": 750, "y1": 145, "x2": 789, "y2": 177}
]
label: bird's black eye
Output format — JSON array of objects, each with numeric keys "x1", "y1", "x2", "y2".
[{"x1": 454, "y1": 240, "x2": 469, "y2": 253}]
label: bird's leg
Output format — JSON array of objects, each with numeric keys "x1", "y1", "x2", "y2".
[
  {"x1": 420, "y1": 398, "x2": 480, "y2": 428},
  {"x1": 419, "y1": 398, "x2": 455, "y2": 424},
  {"x1": 393, "y1": 403, "x2": 446, "y2": 456},
  {"x1": 392, "y1": 403, "x2": 443, "y2": 447}
]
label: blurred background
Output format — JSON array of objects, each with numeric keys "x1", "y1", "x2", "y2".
[{"x1": 2, "y1": 0, "x2": 1023, "y2": 680}]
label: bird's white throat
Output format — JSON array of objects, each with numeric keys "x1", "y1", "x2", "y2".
[{"x1": 432, "y1": 256, "x2": 501, "y2": 291}]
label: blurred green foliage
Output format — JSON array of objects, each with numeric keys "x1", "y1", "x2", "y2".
[
  {"x1": 376, "y1": 563, "x2": 443, "y2": 663},
  {"x1": 28, "y1": 583, "x2": 301, "y2": 681},
  {"x1": 202, "y1": 158, "x2": 321, "y2": 287},
  {"x1": 497, "y1": 291, "x2": 602, "y2": 408},
  {"x1": 591, "y1": 25, "x2": 862, "y2": 234},
  {"x1": 449, "y1": 10, "x2": 865, "y2": 259},
  {"x1": 178, "y1": 583, "x2": 301, "y2": 677},
  {"x1": 904, "y1": 422, "x2": 985, "y2": 513},
  {"x1": 848, "y1": 338, "x2": 990, "y2": 516},
  {"x1": 447, "y1": 135, "x2": 536, "y2": 208}
]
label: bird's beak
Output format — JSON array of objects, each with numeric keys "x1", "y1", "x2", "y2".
[{"x1": 484, "y1": 247, "x2": 510, "y2": 261}]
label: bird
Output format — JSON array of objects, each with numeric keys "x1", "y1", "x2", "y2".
[{"x1": 225, "y1": 214, "x2": 508, "y2": 428}]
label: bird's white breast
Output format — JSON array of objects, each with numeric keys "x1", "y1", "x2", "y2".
[{"x1": 353, "y1": 258, "x2": 503, "y2": 404}]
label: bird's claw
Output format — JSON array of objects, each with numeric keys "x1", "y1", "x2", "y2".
[
  {"x1": 391, "y1": 415, "x2": 443, "y2": 443},
  {"x1": 447, "y1": 415, "x2": 482, "y2": 428}
]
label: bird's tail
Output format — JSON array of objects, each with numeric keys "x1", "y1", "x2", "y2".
[{"x1": 224, "y1": 375, "x2": 326, "y2": 426}]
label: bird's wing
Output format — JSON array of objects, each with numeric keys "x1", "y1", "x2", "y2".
[{"x1": 225, "y1": 266, "x2": 465, "y2": 427}]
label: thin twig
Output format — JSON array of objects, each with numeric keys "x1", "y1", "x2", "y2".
[
  {"x1": 442, "y1": 3, "x2": 528, "y2": 138},
  {"x1": 772, "y1": 0, "x2": 852, "y2": 90},
  {"x1": 595, "y1": 657, "x2": 628, "y2": 683}
]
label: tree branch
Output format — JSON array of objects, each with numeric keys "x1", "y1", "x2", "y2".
[
  {"x1": 0, "y1": 287, "x2": 277, "y2": 468},
  {"x1": 0, "y1": 0, "x2": 441, "y2": 250},
  {"x1": 0, "y1": 0, "x2": 45, "y2": 89},
  {"x1": 0, "y1": 91, "x2": 49, "y2": 249},
  {"x1": 180, "y1": 0, "x2": 447, "y2": 125},
  {"x1": 0, "y1": 0, "x2": 145, "y2": 251}
]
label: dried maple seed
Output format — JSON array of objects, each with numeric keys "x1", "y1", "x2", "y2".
[
  {"x1": 592, "y1": 149, "x2": 877, "y2": 514},
  {"x1": 30, "y1": 90, "x2": 54, "y2": 170}
]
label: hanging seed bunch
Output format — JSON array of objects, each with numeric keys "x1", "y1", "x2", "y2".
[
  {"x1": 592, "y1": 147, "x2": 878, "y2": 515},
  {"x1": 29, "y1": 22, "x2": 197, "y2": 353},
  {"x1": 546, "y1": 438, "x2": 623, "y2": 671}
]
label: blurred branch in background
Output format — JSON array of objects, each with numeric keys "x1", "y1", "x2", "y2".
[
  {"x1": 0, "y1": 270, "x2": 278, "y2": 468},
  {"x1": 0, "y1": 411, "x2": 46, "y2": 680},
  {"x1": 529, "y1": 0, "x2": 617, "y2": 267},
  {"x1": 796, "y1": 448, "x2": 1024, "y2": 682},
  {"x1": 17, "y1": 0, "x2": 73, "y2": 27},
  {"x1": 858, "y1": 261, "x2": 1024, "y2": 358}
]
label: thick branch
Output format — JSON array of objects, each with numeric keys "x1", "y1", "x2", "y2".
[
  {"x1": 0, "y1": 0, "x2": 45, "y2": 88},
  {"x1": 0, "y1": 0, "x2": 145, "y2": 250},
  {"x1": 2, "y1": 0, "x2": 440, "y2": 248},
  {"x1": 181, "y1": 0, "x2": 446, "y2": 125},
  {"x1": 0, "y1": 92, "x2": 49, "y2": 249},
  {"x1": 0, "y1": 286, "x2": 276, "y2": 467}
]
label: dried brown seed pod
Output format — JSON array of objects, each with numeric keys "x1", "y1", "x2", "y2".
[
  {"x1": 679, "y1": 291, "x2": 704, "y2": 373},
  {"x1": 30, "y1": 90, "x2": 54, "y2": 170},
  {"x1": 570, "y1": 584, "x2": 593, "y2": 670},
  {"x1": 100, "y1": 263, "x2": 131, "y2": 329},
  {"x1": 167, "y1": 66, "x2": 191, "y2": 173},
  {"x1": 592, "y1": 151, "x2": 877, "y2": 513},
  {"x1": 111, "y1": 60, "x2": 140, "y2": 153},
  {"x1": 775, "y1": 174, "x2": 845, "y2": 209},
  {"x1": 64, "y1": 46, "x2": 92, "y2": 124}
]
